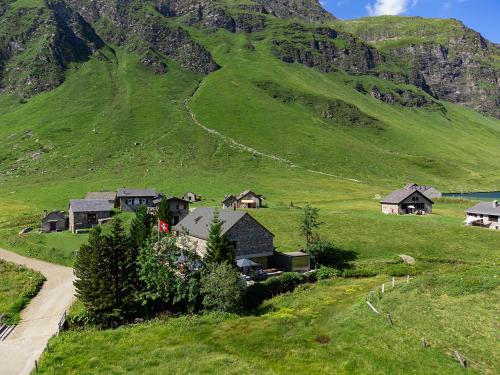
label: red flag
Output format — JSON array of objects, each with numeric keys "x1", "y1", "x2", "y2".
[{"x1": 159, "y1": 220, "x2": 170, "y2": 233}]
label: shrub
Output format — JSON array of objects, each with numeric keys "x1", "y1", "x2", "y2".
[
  {"x1": 244, "y1": 272, "x2": 307, "y2": 310},
  {"x1": 342, "y1": 268, "x2": 377, "y2": 278},
  {"x1": 201, "y1": 262, "x2": 245, "y2": 313},
  {"x1": 316, "y1": 267, "x2": 339, "y2": 280},
  {"x1": 306, "y1": 240, "x2": 357, "y2": 268}
]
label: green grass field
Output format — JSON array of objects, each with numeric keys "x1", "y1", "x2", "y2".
[
  {"x1": 37, "y1": 263, "x2": 499, "y2": 374},
  {"x1": 0, "y1": 260, "x2": 45, "y2": 324}
]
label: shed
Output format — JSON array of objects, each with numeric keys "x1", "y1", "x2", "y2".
[
  {"x1": 380, "y1": 188, "x2": 433, "y2": 215},
  {"x1": 41, "y1": 211, "x2": 68, "y2": 233},
  {"x1": 272, "y1": 251, "x2": 310, "y2": 272}
]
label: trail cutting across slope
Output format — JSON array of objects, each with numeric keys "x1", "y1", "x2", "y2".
[{"x1": 184, "y1": 80, "x2": 362, "y2": 184}]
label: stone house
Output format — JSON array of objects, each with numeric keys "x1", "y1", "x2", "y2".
[
  {"x1": 69, "y1": 199, "x2": 114, "y2": 233},
  {"x1": 222, "y1": 190, "x2": 262, "y2": 209},
  {"x1": 173, "y1": 207, "x2": 274, "y2": 267},
  {"x1": 41, "y1": 211, "x2": 68, "y2": 233},
  {"x1": 404, "y1": 183, "x2": 442, "y2": 199},
  {"x1": 183, "y1": 192, "x2": 200, "y2": 203},
  {"x1": 166, "y1": 197, "x2": 190, "y2": 225},
  {"x1": 465, "y1": 201, "x2": 500, "y2": 230},
  {"x1": 380, "y1": 188, "x2": 433, "y2": 215},
  {"x1": 117, "y1": 188, "x2": 157, "y2": 212},
  {"x1": 85, "y1": 191, "x2": 118, "y2": 207}
]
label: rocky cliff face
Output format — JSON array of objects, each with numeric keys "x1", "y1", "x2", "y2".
[
  {"x1": 340, "y1": 17, "x2": 500, "y2": 118},
  {"x1": 0, "y1": 1, "x2": 497, "y2": 117}
]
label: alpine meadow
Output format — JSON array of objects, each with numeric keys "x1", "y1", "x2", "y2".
[{"x1": 0, "y1": 0, "x2": 498, "y2": 374}]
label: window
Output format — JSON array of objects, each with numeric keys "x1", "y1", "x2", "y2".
[
  {"x1": 141, "y1": 198, "x2": 148, "y2": 205},
  {"x1": 126, "y1": 199, "x2": 133, "y2": 205},
  {"x1": 230, "y1": 241, "x2": 238, "y2": 250}
]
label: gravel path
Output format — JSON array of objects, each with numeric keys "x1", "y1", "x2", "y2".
[{"x1": 0, "y1": 249, "x2": 74, "y2": 375}]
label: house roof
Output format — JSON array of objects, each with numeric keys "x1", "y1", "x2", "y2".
[
  {"x1": 380, "y1": 189, "x2": 434, "y2": 204},
  {"x1": 222, "y1": 195, "x2": 236, "y2": 203},
  {"x1": 466, "y1": 202, "x2": 500, "y2": 216},
  {"x1": 236, "y1": 190, "x2": 261, "y2": 200},
  {"x1": 173, "y1": 207, "x2": 273, "y2": 240},
  {"x1": 43, "y1": 211, "x2": 67, "y2": 221},
  {"x1": 117, "y1": 188, "x2": 157, "y2": 198},
  {"x1": 85, "y1": 191, "x2": 117, "y2": 201},
  {"x1": 70, "y1": 199, "x2": 114, "y2": 213},
  {"x1": 166, "y1": 196, "x2": 190, "y2": 204}
]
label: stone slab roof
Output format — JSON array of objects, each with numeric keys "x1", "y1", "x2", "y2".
[
  {"x1": 380, "y1": 188, "x2": 433, "y2": 204},
  {"x1": 70, "y1": 199, "x2": 114, "y2": 213},
  {"x1": 85, "y1": 192, "x2": 117, "y2": 201},
  {"x1": 173, "y1": 207, "x2": 246, "y2": 240},
  {"x1": 117, "y1": 188, "x2": 157, "y2": 198},
  {"x1": 466, "y1": 201, "x2": 500, "y2": 216}
]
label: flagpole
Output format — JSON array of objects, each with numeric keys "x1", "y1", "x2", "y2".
[{"x1": 158, "y1": 218, "x2": 160, "y2": 243}]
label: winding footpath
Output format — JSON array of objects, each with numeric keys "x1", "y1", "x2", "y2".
[
  {"x1": 185, "y1": 80, "x2": 362, "y2": 184},
  {"x1": 0, "y1": 249, "x2": 74, "y2": 375}
]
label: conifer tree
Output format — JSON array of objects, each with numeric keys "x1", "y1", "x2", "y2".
[
  {"x1": 130, "y1": 205, "x2": 153, "y2": 248},
  {"x1": 74, "y1": 219, "x2": 140, "y2": 327},
  {"x1": 205, "y1": 210, "x2": 236, "y2": 266},
  {"x1": 157, "y1": 197, "x2": 172, "y2": 226}
]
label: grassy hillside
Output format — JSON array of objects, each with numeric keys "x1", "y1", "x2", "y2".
[{"x1": 37, "y1": 264, "x2": 499, "y2": 374}]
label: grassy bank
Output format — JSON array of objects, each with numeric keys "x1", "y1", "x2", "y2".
[
  {"x1": 37, "y1": 262, "x2": 498, "y2": 374},
  {"x1": 0, "y1": 260, "x2": 45, "y2": 325}
]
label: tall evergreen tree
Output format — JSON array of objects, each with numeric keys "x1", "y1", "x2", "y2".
[
  {"x1": 205, "y1": 210, "x2": 236, "y2": 266},
  {"x1": 74, "y1": 219, "x2": 140, "y2": 327},
  {"x1": 156, "y1": 197, "x2": 171, "y2": 226},
  {"x1": 130, "y1": 205, "x2": 153, "y2": 248}
]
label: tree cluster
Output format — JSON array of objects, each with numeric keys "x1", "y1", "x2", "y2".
[{"x1": 74, "y1": 206, "x2": 243, "y2": 328}]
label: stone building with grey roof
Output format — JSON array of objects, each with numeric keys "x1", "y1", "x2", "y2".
[
  {"x1": 222, "y1": 190, "x2": 262, "y2": 209},
  {"x1": 173, "y1": 207, "x2": 274, "y2": 267},
  {"x1": 117, "y1": 188, "x2": 157, "y2": 212},
  {"x1": 85, "y1": 191, "x2": 118, "y2": 207},
  {"x1": 380, "y1": 188, "x2": 433, "y2": 215},
  {"x1": 465, "y1": 201, "x2": 500, "y2": 230},
  {"x1": 69, "y1": 199, "x2": 114, "y2": 233}
]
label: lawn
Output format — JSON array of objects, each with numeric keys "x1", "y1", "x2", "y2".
[{"x1": 0, "y1": 260, "x2": 45, "y2": 324}]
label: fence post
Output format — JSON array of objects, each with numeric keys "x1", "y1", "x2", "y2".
[
  {"x1": 381, "y1": 283, "x2": 385, "y2": 293},
  {"x1": 392, "y1": 277, "x2": 395, "y2": 287},
  {"x1": 387, "y1": 313, "x2": 394, "y2": 326},
  {"x1": 421, "y1": 338, "x2": 428, "y2": 348},
  {"x1": 34, "y1": 360, "x2": 38, "y2": 373},
  {"x1": 454, "y1": 351, "x2": 467, "y2": 368},
  {"x1": 407, "y1": 275, "x2": 410, "y2": 284},
  {"x1": 366, "y1": 301, "x2": 380, "y2": 314}
]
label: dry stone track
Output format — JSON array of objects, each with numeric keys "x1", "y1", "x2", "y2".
[{"x1": 0, "y1": 249, "x2": 74, "y2": 375}]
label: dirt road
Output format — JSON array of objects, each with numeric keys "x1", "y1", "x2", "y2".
[{"x1": 0, "y1": 249, "x2": 74, "y2": 375}]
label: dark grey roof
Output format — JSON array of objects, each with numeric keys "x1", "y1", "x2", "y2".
[
  {"x1": 236, "y1": 190, "x2": 261, "y2": 200},
  {"x1": 167, "y1": 196, "x2": 190, "y2": 203},
  {"x1": 70, "y1": 199, "x2": 114, "y2": 213},
  {"x1": 43, "y1": 211, "x2": 67, "y2": 221},
  {"x1": 117, "y1": 188, "x2": 157, "y2": 198},
  {"x1": 222, "y1": 195, "x2": 236, "y2": 203},
  {"x1": 466, "y1": 202, "x2": 500, "y2": 216},
  {"x1": 380, "y1": 188, "x2": 433, "y2": 204},
  {"x1": 85, "y1": 192, "x2": 117, "y2": 200},
  {"x1": 173, "y1": 207, "x2": 247, "y2": 240}
]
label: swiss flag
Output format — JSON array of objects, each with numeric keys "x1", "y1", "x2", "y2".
[{"x1": 159, "y1": 220, "x2": 170, "y2": 233}]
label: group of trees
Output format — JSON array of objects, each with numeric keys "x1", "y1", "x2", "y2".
[
  {"x1": 74, "y1": 203, "x2": 244, "y2": 328},
  {"x1": 299, "y1": 204, "x2": 357, "y2": 269}
]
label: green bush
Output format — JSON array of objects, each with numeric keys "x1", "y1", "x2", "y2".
[
  {"x1": 316, "y1": 267, "x2": 340, "y2": 280},
  {"x1": 244, "y1": 272, "x2": 307, "y2": 310},
  {"x1": 341, "y1": 269, "x2": 377, "y2": 278},
  {"x1": 201, "y1": 262, "x2": 245, "y2": 313},
  {"x1": 306, "y1": 240, "x2": 357, "y2": 268}
]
